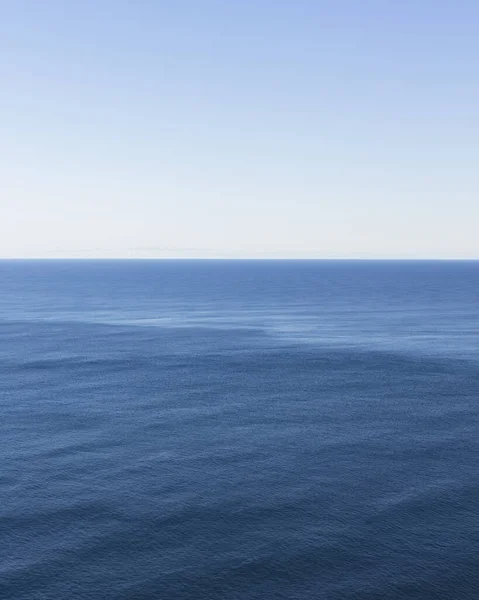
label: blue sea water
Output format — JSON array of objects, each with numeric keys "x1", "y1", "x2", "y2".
[{"x1": 1, "y1": 259, "x2": 478, "y2": 600}]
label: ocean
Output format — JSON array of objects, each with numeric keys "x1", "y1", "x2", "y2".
[{"x1": 1, "y1": 259, "x2": 478, "y2": 599}]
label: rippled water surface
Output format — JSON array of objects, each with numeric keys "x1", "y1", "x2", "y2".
[{"x1": 1, "y1": 260, "x2": 478, "y2": 599}]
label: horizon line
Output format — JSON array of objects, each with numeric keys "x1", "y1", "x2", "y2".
[{"x1": 0, "y1": 256, "x2": 478, "y2": 262}]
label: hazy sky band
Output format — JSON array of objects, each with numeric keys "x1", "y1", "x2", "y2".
[{"x1": 2, "y1": 1, "x2": 478, "y2": 258}]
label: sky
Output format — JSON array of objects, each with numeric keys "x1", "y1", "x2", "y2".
[{"x1": 1, "y1": 0, "x2": 478, "y2": 258}]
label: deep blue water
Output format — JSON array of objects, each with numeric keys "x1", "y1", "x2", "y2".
[{"x1": 1, "y1": 260, "x2": 478, "y2": 600}]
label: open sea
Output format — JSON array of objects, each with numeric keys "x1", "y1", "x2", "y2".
[{"x1": 1, "y1": 259, "x2": 478, "y2": 600}]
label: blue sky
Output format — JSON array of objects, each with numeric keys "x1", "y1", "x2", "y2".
[{"x1": 2, "y1": 0, "x2": 478, "y2": 258}]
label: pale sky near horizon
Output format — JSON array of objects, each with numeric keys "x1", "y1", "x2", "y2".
[{"x1": 1, "y1": 1, "x2": 478, "y2": 258}]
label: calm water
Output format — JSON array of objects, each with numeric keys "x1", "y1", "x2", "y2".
[{"x1": 1, "y1": 260, "x2": 478, "y2": 600}]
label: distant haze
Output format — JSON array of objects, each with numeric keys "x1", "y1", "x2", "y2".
[{"x1": 2, "y1": 1, "x2": 478, "y2": 259}]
